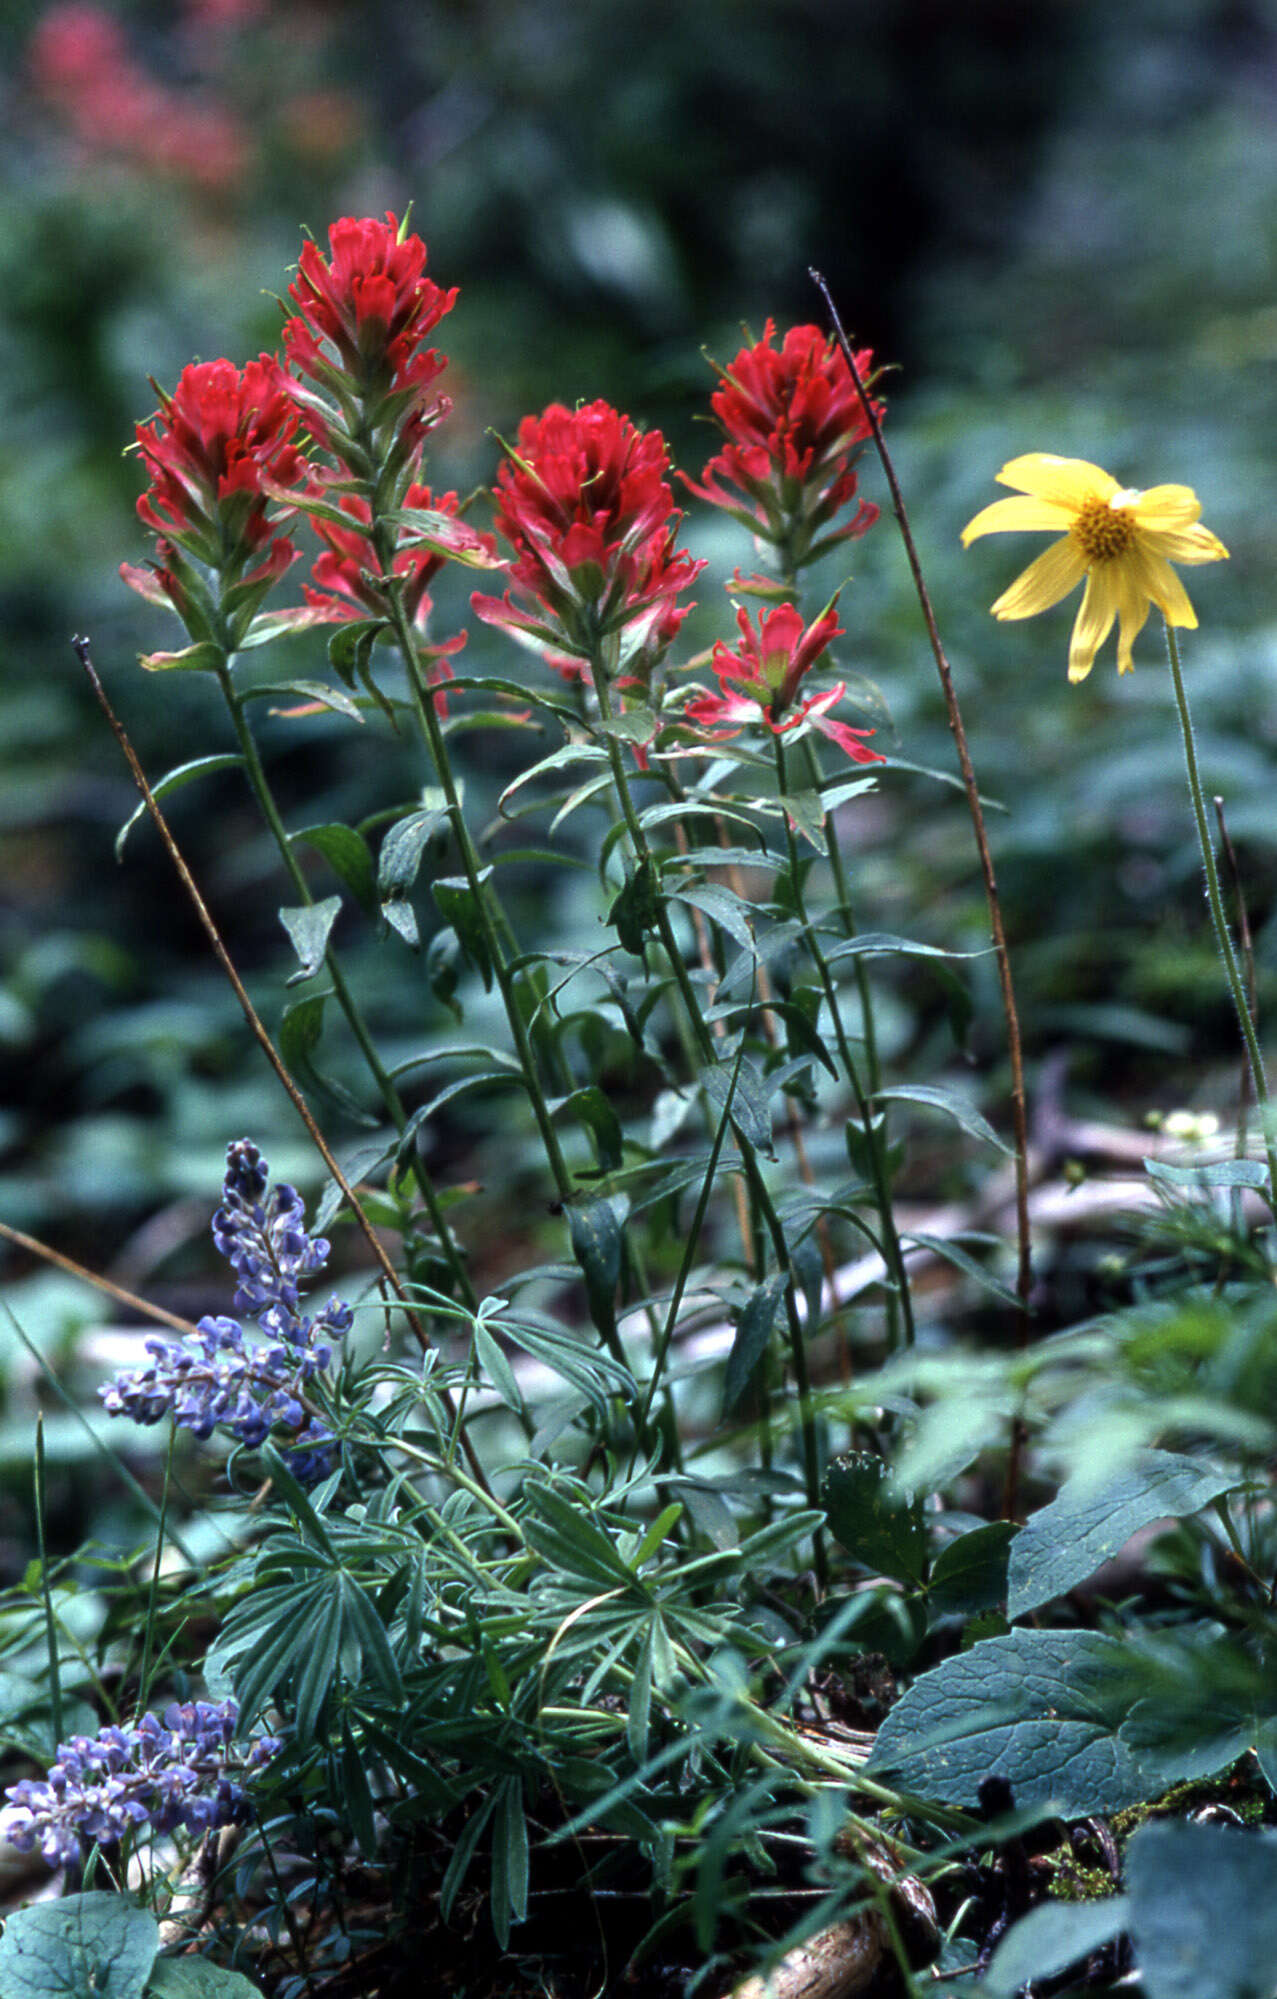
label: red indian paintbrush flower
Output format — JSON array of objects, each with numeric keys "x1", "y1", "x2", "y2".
[
  {"x1": 282, "y1": 213, "x2": 457, "y2": 460},
  {"x1": 120, "y1": 356, "x2": 305, "y2": 642},
  {"x1": 684, "y1": 321, "x2": 880, "y2": 564},
  {"x1": 686, "y1": 598, "x2": 884, "y2": 764},
  {"x1": 472, "y1": 399, "x2": 704, "y2": 663}
]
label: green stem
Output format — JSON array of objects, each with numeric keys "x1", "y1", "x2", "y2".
[
  {"x1": 215, "y1": 665, "x2": 477, "y2": 1308},
  {"x1": 775, "y1": 733, "x2": 916, "y2": 1348},
  {"x1": 1163, "y1": 618, "x2": 1277, "y2": 1196},
  {"x1": 383, "y1": 596, "x2": 576, "y2": 1206},
  {"x1": 588, "y1": 650, "x2": 825, "y2": 1534}
]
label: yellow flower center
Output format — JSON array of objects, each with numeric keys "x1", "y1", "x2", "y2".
[{"x1": 1071, "y1": 494, "x2": 1137, "y2": 563}]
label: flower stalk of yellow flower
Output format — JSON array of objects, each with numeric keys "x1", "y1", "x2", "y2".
[
  {"x1": 961, "y1": 453, "x2": 1228, "y2": 683},
  {"x1": 965, "y1": 453, "x2": 1274, "y2": 1202}
]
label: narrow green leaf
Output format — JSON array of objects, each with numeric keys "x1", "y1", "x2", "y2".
[
  {"x1": 556, "y1": 1085, "x2": 623, "y2": 1171},
  {"x1": 1145, "y1": 1155, "x2": 1271, "y2": 1193},
  {"x1": 115, "y1": 755, "x2": 244, "y2": 860},
  {"x1": 670, "y1": 882, "x2": 758, "y2": 953},
  {"x1": 139, "y1": 641, "x2": 224, "y2": 674},
  {"x1": 294, "y1": 1590, "x2": 343, "y2": 1742},
  {"x1": 433, "y1": 873, "x2": 493, "y2": 989},
  {"x1": 242, "y1": 678, "x2": 366, "y2": 723},
  {"x1": 875, "y1": 1083, "x2": 1011, "y2": 1154},
  {"x1": 278, "y1": 992, "x2": 379, "y2": 1127},
  {"x1": 291, "y1": 823, "x2": 378, "y2": 916},
  {"x1": 568, "y1": 1196, "x2": 628, "y2": 1350},
  {"x1": 278, "y1": 896, "x2": 341, "y2": 985},
  {"x1": 722, "y1": 1273, "x2": 788, "y2": 1414},
  {"x1": 701, "y1": 1054, "x2": 773, "y2": 1157},
  {"x1": 379, "y1": 807, "x2": 447, "y2": 899}
]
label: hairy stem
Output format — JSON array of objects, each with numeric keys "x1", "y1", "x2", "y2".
[{"x1": 1164, "y1": 620, "x2": 1277, "y2": 1194}]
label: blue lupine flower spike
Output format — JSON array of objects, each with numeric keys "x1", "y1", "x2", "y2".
[{"x1": 101, "y1": 1140, "x2": 352, "y2": 1481}]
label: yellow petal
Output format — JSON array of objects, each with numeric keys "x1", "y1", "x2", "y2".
[
  {"x1": 996, "y1": 453, "x2": 1119, "y2": 508},
  {"x1": 1113, "y1": 558, "x2": 1152, "y2": 674},
  {"x1": 1131, "y1": 544, "x2": 1198, "y2": 629},
  {"x1": 989, "y1": 534, "x2": 1089, "y2": 620},
  {"x1": 1138, "y1": 520, "x2": 1229, "y2": 565},
  {"x1": 1131, "y1": 484, "x2": 1202, "y2": 528},
  {"x1": 1067, "y1": 568, "x2": 1120, "y2": 683},
  {"x1": 960, "y1": 494, "x2": 1076, "y2": 545}
]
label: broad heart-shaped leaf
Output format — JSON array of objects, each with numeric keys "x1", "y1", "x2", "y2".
[
  {"x1": 865, "y1": 1628, "x2": 1150, "y2": 1814},
  {"x1": 1127, "y1": 1822, "x2": 1277, "y2": 1999},
  {"x1": 147, "y1": 1961, "x2": 265, "y2": 1998},
  {"x1": 115, "y1": 754, "x2": 245, "y2": 859},
  {"x1": 0, "y1": 1893, "x2": 158, "y2": 1999},
  {"x1": 927, "y1": 1520, "x2": 1017, "y2": 1622},
  {"x1": 985, "y1": 1896, "x2": 1130, "y2": 1997},
  {"x1": 278, "y1": 896, "x2": 341, "y2": 985},
  {"x1": 1006, "y1": 1449, "x2": 1236, "y2": 1619},
  {"x1": 822, "y1": 1453, "x2": 927, "y2": 1587}
]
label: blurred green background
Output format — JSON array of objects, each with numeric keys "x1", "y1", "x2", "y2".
[{"x1": 3, "y1": 0, "x2": 1277, "y2": 1554}]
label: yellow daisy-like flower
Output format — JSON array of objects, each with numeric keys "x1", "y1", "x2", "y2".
[{"x1": 961, "y1": 452, "x2": 1229, "y2": 683}]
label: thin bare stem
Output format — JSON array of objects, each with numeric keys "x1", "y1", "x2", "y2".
[
  {"x1": 72, "y1": 634, "x2": 494, "y2": 1498},
  {"x1": 0, "y1": 1220, "x2": 200, "y2": 1336},
  {"x1": 809, "y1": 273, "x2": 1033, "y2": 1348}
]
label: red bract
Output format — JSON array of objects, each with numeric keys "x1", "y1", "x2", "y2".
[
  {"x1": 282, "y1": 214, "x2": 457, "y2": 442},
  {"x1": 684, "y1": 321, "x2": 881, "y2": 558},
  {"x1": 472, "y1": 400, "x2": 704, "y2": 660},
  {"x1": 686, "y1": 598, "x2": 884, "y2": 765},
  {"x1": 302, "y1": 480, "x2": 484, "y2": 632},
  {"x1": 125, "y1": 356, "x2": 303, "y2": 582}
]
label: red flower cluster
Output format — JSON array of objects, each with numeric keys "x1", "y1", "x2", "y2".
[
  {"x1": 685, "y1": 322, "x2": 881, "y2": 562},
  {"x1": 473, "y1": 400, "x2": 704, "y2": 662},
  {"x1": 283, "y1": 214, "x2": 457, "y2": 455},
  {"x1": 121, "y1": 357, "x2": 305, "y2": 632},
  {"x1": 686, "y1": 599, "x2": 884, "y2": 765},
  {"x1": 31, "y1": 2, "x2": 248, "y2": 194}
]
